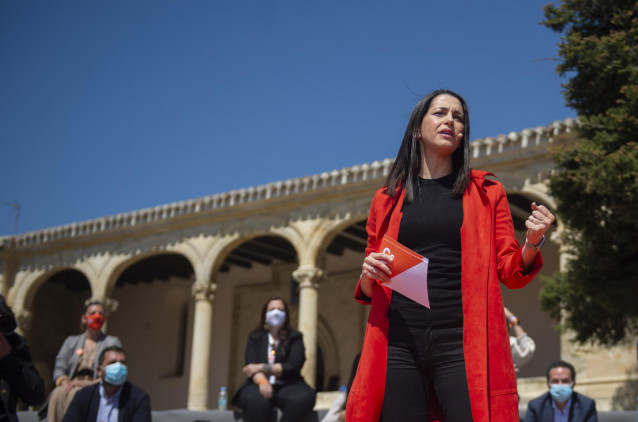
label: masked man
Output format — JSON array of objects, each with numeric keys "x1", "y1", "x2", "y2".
[
  {"x1": 524, "y1": 360, "x2": 597, "y2": 422},
  {"x1": 46, "y1": 301, "x2": 122, "y2": 422},
  {"x1": 62, "y1": 346, "x2": 150, "y2": 422}
]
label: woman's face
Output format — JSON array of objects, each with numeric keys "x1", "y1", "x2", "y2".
[
  {"x1": 85, "y1": 304, "x2": 105, "y2": 317},
  {"x1": 418, "y1": 94, "x2": 465, "y2": 159},
  {"x1": 82, "y1": 304, "x2": 105, "y2": 323},
  {"x1": 266, "y1": 299, "x2": 285, "y2": 313}
]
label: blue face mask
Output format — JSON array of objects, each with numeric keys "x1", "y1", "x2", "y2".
[
  {"x1": 104, "y1": 362, "x2": 128, "y2": 386},
  {"x1": 549, "y1": 384, "x2": 573, "y2": 403}
]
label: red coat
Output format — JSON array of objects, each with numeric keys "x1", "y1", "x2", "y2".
[{"x1": 346, "y1": 170, "x2": 543, "y2": 422}]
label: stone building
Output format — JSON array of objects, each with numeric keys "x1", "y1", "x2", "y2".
[{"x1": 0, "y1": 118, "x2": 636, "y2": 411}]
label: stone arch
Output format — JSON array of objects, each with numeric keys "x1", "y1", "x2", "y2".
[
  {"x1": 103, "y1": 249, "x2": 197, "y2": 295},
  {"x1": 210, "y1": 231, "x2": 300, "y2": 280},
  {"x1": 106, "y1": 251, "x2": 197, "y2": 410},
  {"x1": 220, "y1": 233, "x2": 301, "y2": 400},
  {"x1": 26, "y1": 268, "x2": 92, "y2": 394},
  {"x1": 315, "y1": 216, "x2": 368, "y2": 264},
  {"x1": 10, "y1": 265, "x2": 91, "y2": 312}
]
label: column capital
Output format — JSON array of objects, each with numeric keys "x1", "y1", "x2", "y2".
[
  {"x1": 86, "y1": 297, "x2": 119, "y2": 316},
  {"x1": 292, "y1": 266, "x2": 323, "y2": 290},
  {"x1": 192, "y1": 281, "x2": 217, "y2": 302},
  {"x1": 14, "y1": 308, "x2": 31, "y2": 334}
]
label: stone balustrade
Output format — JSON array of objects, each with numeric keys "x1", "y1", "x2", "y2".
[{"x1": 0, "y1": 118, "x2": 579, "y2": 249}]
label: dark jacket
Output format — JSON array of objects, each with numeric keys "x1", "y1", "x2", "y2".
[
  {"x1": 232, "y1": 329, "x2": 307, "y2": 405},
  {"x1": 524, "y1": 391, "x2": 598, "y2": 422},
  {"x1": 0, "y1": 332, "x2": 45, "y2": 422},
  {"x1": 62, "y1": 381, "x2": 151, "y2": 422}
]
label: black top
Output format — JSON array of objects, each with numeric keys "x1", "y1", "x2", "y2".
[{"x1": 388, "y1": 173, "x2": 463, "y2": 329}]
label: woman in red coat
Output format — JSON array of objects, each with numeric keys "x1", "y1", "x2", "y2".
[{"x1": 345, "y1": 89, "x2": 554, "y2": 422}]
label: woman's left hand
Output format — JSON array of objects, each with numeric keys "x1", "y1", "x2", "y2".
[
  {"x1": 525, "y1": 202, "x2": 555, "y2": 244},
  {"x1": 259, "y1": 382, "x2": 273, "y2": 399},
  {"x1": 242, "y1": 363, "x2": 264, "y2": 378}
]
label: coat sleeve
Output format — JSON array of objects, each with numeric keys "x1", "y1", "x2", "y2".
[
  {"x1": 511, "y1": 333, "x2": 536, "y2": 368},
  {"x1": 522, "y1": 400, "x2": 539, "y2": 422},
  {"x1": 493, "y1": 183, "x2": 542, "y2": 289},
  {"x1": 53, "y1": 336, "x2": 76, "y2": 383},
  {"x1": 354, "y1": 190, "x2": 383, "y2": 304},
  {"x1": 0, "y1": 333, "x2": 45, "y2": 406},
  {"x1": 62, "y1": 387, "x2": 89, "y2": 422},
  {"x1": 583, "y1": 396, "x2": 598, "y2": 422},
  {"x1": 279, "y1": 332, "x2": 306, "y2": 380},
  {"x1": 130, "y1": 390, "x2": 152, "y2": 422},
  {"x1": 107, "y1": 336, "x2": 123, "y2": 348},
  {"x1": 244, "y1": 333, "x2": 262, "y2": 365}
]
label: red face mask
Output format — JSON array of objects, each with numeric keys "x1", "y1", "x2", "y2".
[{"x1": 86, "y1": 313, "x2": 105, "y2": 331}]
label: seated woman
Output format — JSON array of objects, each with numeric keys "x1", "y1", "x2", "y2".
[
  {"x1": 46, "y1": 300, "x2": 121, "y2": 422},
  {"x1": 232, "y1": 296, "x2": 316, "y2": 422},
  {"x1": 504, "y1": 306, "x2": 536, "y2": 372}
]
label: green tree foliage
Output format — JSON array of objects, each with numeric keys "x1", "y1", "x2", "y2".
[{"x1": 540, "y1": 0, "x2": 638, "y2": 345}]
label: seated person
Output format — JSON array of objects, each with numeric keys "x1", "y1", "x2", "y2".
[
  {"x1": 320, "y1": 353, "x2": 360, "y2": 422},
  {"x1": 63, "y1": 346, "x2": 151, "y2": 422},
  {"x1": 46, "y1": 301, "x2": 121, "y2": 422},
  {"x1": 524, "y1": 360, "x2": 597, "y2": 422},
  {"x1": 232, "y1": 296, "x2": 316, "y2": 422},
  {"x1": 0, "y1": 294, "x2": 45, "y2": 422},
  {"x1": 505, "y1": 306, "x2": 536, "y2": 371}
]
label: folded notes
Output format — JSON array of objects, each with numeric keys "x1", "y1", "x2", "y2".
[{"x1": 378, "y1": 235, "x2": 430, "y2": 308}]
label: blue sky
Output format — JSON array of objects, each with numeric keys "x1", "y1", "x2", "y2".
[{"x1": 0, "y1": 1, "x2": 574, "y2": 236}]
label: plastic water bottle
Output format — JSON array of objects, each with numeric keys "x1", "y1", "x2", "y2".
[{"x1": 218, "y1": 386, "x2": 227, "y2": 410}]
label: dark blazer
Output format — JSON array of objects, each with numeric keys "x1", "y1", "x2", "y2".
[
  {"x1": 524, "y1": 391, "x2": 598, "y2": 422},
  {"x1": 62, "y1": 381, "x2": 151, "y2": 422},
  {"x1": 231, "y1": 329, "x2": 307, "y2": 405}
]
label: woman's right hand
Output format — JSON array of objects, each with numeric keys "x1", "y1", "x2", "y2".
[{"x1": 360, "y1": 252, "x2": 393, "y2": 297}]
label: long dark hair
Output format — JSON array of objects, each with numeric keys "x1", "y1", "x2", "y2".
[
  {"x1": 384, "y1": 89, "x2": 471, "y2": 201},
  {"x1": 254, "y1": 296, "x2": 291, "y2": 354}
]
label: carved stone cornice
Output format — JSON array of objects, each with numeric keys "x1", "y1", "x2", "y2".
[
  {"x1": 0, "y1": 118, "x2": 578, "y2": 250},
  {"x1": 192, "y1": 282, "x2": 217, "y2": 302},
  {"x1": 292, "y1": 266, "x2": 324, "y2": 290},
  {"x1": 86, "y1": 297, "x2": 119, "y2": 316}
]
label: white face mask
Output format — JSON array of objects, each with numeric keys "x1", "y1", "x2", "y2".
[{"x1": 265, "y1": 309, "x2": 286, "y2": 328}]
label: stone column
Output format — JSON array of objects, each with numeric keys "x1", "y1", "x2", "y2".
[
  {"x1": 95, "y1": 297, "x2": 119, "y2": 334},
  {"x1": 293, "y1": 265, "x2": 323, "y2": 389},
  {"x1": 14, "y1": 309, "x2": 31, "y2": 337},
  {"x1": 187, "y1": 281, "x2": 217, "y2": 411}
]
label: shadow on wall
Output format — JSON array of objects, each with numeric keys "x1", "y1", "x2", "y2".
[{"x1": 611, "y1": 367, "x2": 638, "y2": 411}]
